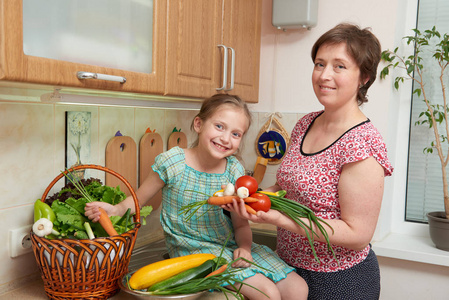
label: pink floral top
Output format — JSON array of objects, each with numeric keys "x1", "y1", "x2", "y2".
[{"x1": 276, "y1": 111, "x2": 393, "y2": 272}]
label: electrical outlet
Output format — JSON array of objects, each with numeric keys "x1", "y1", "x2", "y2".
[{"x1": 9, "y1": 225, "x2": 33, "y2": 258}]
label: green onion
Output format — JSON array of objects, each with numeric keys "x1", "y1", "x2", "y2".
[
  {"x1": 83, "y1": 222, "x2": 95, "y2": 239},
  {"x1": 179, "y1": 190, "x2": 215, "y2": 221},
  {"x1": 62, "y1": 169, "x2": 94, "y2": 203},
  {"x1": 262, "y1": 192, "x2": 336, "y2": 263}
]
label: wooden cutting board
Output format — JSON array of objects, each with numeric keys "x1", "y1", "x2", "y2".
[
  {"x1": 253, "y1": 156, "x2": 268, "y2": 184},
  {"x1": 105, "y1": 136, "x2": 137, "y2": 196},
  {"x1": 139, "y1": 132, "x2": 163, "y2": 185},
  {"x1": 168, "y1": 131, "x2": 188, "y2": 150},
  {"x1": 139, "y1": 132, "x2": 164, "y2": 209}
]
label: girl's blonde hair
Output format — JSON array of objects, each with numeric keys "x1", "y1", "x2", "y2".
[{"x1": 190, "y1": 93, "x2": 252, "y2": 157}]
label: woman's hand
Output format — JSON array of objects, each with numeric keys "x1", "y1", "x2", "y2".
[
  {"x1": 85, "y1": 202, "x2": 117, "y2": 222},
  {"x1": 222, "y1": 198, "x2": 283, "y2": 226},
  {"x1": 232, "y1": 248, "x2": 253, "y2": 268}
]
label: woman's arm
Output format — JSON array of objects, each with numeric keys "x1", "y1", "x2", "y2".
[{"x1": 225, "y1": 156, "x2": 385, "y2": 251}]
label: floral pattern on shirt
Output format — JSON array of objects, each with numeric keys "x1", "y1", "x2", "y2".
[{"x1": 276, "y1": 111, "x2": 393, "y2": 272}]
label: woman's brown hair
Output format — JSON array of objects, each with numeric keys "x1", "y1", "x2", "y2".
[{"x1": 311, "y1": 23, "x2": 382, "y2": 105}]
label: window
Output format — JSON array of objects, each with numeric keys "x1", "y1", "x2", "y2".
[{"x1": 405, "y1": 0, "x2": 449, "y2": 222}]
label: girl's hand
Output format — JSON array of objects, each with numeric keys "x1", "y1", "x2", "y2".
[
  {"x1": 232, "y1": 248, "x2": 253, "y2": 268},
  {"x1": 85, "y1": 202, "x2": 116, "y2": 222}
]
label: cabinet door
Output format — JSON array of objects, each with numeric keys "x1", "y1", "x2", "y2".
[
  {"x1": 165, "y1": 0, "x2": 261, "y2": 103},
  {"x1": 0, "y1": 0, "x2": 166, "y2": 95},
  {"x1": 165, "y1": 0, "x2": 223, "y2": 99},
  {"x1": 223, "y1": 0, "x2": 262, "y2": 103}
]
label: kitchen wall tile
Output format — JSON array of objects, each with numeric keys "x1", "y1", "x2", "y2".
[
  {"x1": 164, "y1": 110, "x2": 198, "y2": 149},
  {"x1": 134, "y1": 107, "x2": 167, "y2": 148},
  {"x1": 0, "y1": 205, "x2": 39, "y2": 293},
  {"x1": 0, "y1": 102, "x2": 55, "y2": 210},
  {"x1": 240, "y1": 111, "x2": 259, "y2": 171}
]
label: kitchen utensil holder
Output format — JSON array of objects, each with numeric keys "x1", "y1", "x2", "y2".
[{"x1": 30, "y1": 164, "x2": 141, "y2": 300}]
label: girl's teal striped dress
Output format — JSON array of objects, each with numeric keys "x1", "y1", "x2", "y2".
[{"x1": 152, "y1": 147, "x2": 294, "y2": 283}]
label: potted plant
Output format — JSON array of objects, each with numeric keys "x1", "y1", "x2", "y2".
[{"x1": 380, "y1": 27, "x2": 449, "y2": 250}]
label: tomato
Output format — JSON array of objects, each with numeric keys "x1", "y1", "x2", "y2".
[
  {"x1": 248, "y1": 193, "x2": 271, "y2": 212},
  {"x1": 235, "y1": 175, "x2": 258, "y2": 195}
]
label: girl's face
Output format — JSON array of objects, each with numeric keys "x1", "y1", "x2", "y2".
[
  {"x1": 312, "y1": 43, "x2": 364, "y2": 109},
  {"x1": 194, "y1": 105, "x2": 249, "y2": 160}
]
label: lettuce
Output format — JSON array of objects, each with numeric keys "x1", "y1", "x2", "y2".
[{"x1": 48, "y1": 177, "x2": 152, "y2": 239}]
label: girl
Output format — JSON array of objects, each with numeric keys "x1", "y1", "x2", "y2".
[{"x1": 85, "y1": 94, "x2": 308, "y2": 300}]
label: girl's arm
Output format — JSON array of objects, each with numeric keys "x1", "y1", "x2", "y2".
[
  {"x1": 226, "y1": 156, "x2": 385, "y2": 251},
  {"x1": 85, "y1": 169, "x2": 165, "y2": 221},
  {"x1": 230, "y1": 212, "x2": 254, "y2": 267}
]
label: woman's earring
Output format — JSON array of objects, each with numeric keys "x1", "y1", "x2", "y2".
[{"x1": 359, "y1": 84, "x2": 364, "y2": 89}]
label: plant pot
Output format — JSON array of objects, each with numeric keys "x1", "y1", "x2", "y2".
[{"x1": 427, "y1": 211, "x2": 449, "y2": 251}]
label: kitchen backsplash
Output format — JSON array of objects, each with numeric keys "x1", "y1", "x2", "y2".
[{"x1": 0, "y1": 98, "x2": 304, "y2": 294}]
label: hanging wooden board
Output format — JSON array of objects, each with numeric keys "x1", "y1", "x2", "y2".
[
  {"x1": 139, "y1": 131, "x2": 164, "y2": 210},
  {"x1": 253, "y1": 156, "x2": 268, "y2": 184},
  {"x1": 139, "y1": 132, "x2": 163, "y2": 185},
  {"x1": 105, "y1": 135, "x2": 137, "y2": 196},
  {"x1": 255, "y1": 115, "x2": 290, "y2": 165},
  {"x1": 168, "y1": 131, "x2": 188, "y2": 150}
]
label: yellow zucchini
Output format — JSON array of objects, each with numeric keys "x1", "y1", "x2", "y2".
[{"x1": 129, "y1": 253, "x2": 216, "y2": 290}]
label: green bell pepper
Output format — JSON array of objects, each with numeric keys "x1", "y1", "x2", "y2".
[{"x1": 34, "y1": 199, "x2": 56, "y2": 223}]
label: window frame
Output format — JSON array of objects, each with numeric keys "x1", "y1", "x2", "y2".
[{"x1": 371, "y1": 0, "x2": 449, "y2": 266}]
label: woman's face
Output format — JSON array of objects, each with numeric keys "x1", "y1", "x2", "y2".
[{"x1": 312, "y1": 43, "x2": 363, "y2": 109}]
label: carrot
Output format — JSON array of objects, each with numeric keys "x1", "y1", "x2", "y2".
[
  {"x1": 205, "y1": 264, "x2": 228, "y2": 278},
  {"x1": 243, "y1": 196, "x2": 260, "y2": 203},
  {"x1": 207, "y1": 195, "x2": 260, "y2": 205},
  {"x1": 207, "y1": 195, "x2": 239, "y2": 205},
  {"x1": 245, "y1": 204, "x2": 257, "y2": 215},
  {"x1": 98, "y1": 207, "x2": 118, "y2": 236}
]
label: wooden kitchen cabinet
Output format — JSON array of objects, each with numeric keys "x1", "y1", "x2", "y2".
[
  {"x1": 165, "y1": 0, "x2": 262, "y2": 103},
  {"x1": 0, "y1": 0, "x2": 261, "y2": 102},
  {"x1": 0, "y1": 0, "x2": 167, "y2": 95}
]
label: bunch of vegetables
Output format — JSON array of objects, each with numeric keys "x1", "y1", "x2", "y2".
[
  {"x1": 181, "y1": 175, "x2": 272, "y2": 220},
  {"x1": 124, "y1": 245, "x2": 269, "y2": 298},
  {"x1": 181, "y1": 175, "x2": 335, "y2": 262},
  {"x1": 32, "y1": 173, "x2": 152, "y2": 240}
]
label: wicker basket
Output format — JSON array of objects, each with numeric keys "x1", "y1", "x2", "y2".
[{"x1": 30, "y1": 164, "x2": 141, "y2": 300}]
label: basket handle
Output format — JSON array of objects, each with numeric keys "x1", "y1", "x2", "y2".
[{"x1": 40, "y1": 164, "x2": 140, "y2": 221}]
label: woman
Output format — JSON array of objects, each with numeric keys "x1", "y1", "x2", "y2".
[{"x1": 225, "y1": 23, "x2": 393, "y2": 299}]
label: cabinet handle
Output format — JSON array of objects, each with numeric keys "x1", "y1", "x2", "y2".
[
  {"x1": 77, "y1": 71, "x2": 127, "y2": 83},
  {"x1": 216, "y1": 45, "x2": 228, "y2": 91},
  {"x1": 225, "y1": 47, "x2": 235, "y2": 91}
]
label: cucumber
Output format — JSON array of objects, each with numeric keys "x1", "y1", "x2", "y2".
[{"x1": 147, "y1": 258, "x2": 223, "y2": 292}]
